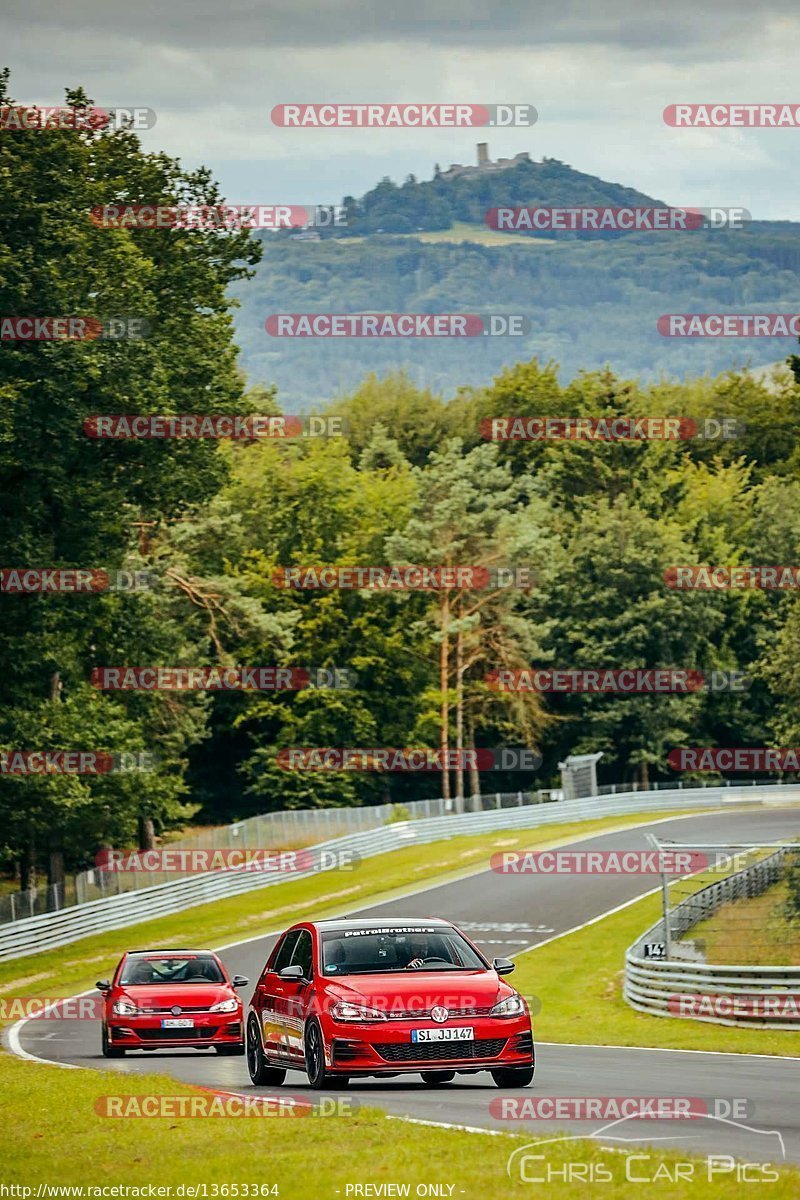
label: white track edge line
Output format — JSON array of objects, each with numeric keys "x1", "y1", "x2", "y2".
[{"x1": 6, "y1": 806, "x2": 797, "y2": 1072}]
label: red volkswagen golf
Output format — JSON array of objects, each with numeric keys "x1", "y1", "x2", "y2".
[
  {"x1": 246, "y1": 918, "x2": 534, "y2": 1089},
  {"x1": 97, "y1": 949, "x2": 248, "y2": 1056}
]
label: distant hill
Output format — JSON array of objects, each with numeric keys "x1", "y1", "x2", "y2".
[
  {"x1": 230, "y1": 152, "x2": 800, "y2": 407},
  {"x1": 326, "y1": 151, "x2": 666, "y2": 237}
]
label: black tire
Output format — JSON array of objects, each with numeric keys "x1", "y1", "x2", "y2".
[
  {"x1": 303, "y1": 1018, "x2": 340, "y2": 1090},
  {"x1": 421, "y1": 1071, "x2": 455, "y2": 1086},
  {"x1": 246, "y1": 1016, "x2": 286, "y2": 1086},
  {"x1": 216, "y1": 1043, "x2": 246, "y2": 1056},
  {"x1": 491, "y1": 1065, "x2": 534, "y2": 1088},
  {"x1": 101, "y1": 1025, "x2": 125, "y2": 1058}
]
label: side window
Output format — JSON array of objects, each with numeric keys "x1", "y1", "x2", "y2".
[
  {"x1": 290, "y1": 930, "x2": 313, "y2": 980},
  {"x1": 269, "y1": 930, "x2": 301, "y2": 976}
]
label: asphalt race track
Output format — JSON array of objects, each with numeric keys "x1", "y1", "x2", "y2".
[{"x1": 11, "y1": 807, "x2": 800, "y2": 1168}]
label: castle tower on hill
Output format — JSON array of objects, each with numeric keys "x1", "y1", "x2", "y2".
[{"x1": 438, "y1": 143, "x2": 531, "y2": 181}]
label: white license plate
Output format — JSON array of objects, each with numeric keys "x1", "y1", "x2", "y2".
[
  {"x1": 411, "y1": 1027, "x2": 474, "y2": 1043},
  {"x1": 162, "y1": 1018, "x2": 194, "y2": 1028}
]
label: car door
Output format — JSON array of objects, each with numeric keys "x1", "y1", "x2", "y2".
[
  {"x1": 257, "y1": 929, "x2": 300, "y2": 1057},
  {"x1": 280, "y1": 928, "x2": 314, "y2": 1059}
]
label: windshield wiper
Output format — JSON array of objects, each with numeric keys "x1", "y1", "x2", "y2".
[{"x1": 327, "y1": 965, "x2": 471, "y2": 975}]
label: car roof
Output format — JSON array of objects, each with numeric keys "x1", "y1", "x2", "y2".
[
  {"x1": 123, "y1": 948, "x2": 217, "y2": 956},
  {"x1": 311, "y1": 918, "x2": 451, "y2": 932}
]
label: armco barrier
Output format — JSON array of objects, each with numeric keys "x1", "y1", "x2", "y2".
[
  {"x1": 624, "y1": 844, "x2": 800, "y2": 1030},
  {"x1": 2, "y1": 791, "x2": 538, "y2": 921},
  {"x1": 1, "y1": 783, "x2": 797, "y2": 962}
]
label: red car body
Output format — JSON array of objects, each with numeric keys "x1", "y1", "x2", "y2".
[
  {"x1": 246, "y1": 918, "x2": 535, "y2": 1089},
  {"x1": 97, "y1": 948, "x2": 247, "y2": 1056}
]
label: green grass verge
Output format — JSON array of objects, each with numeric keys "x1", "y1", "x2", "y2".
[
  {"x1": 689, "y1": 880, "x2": 800, "y2": 966},
  {"x1": 0, "y1": 809, "x2": 696, "y2": 1000},
  {"x1": 4, "y1": 804, "x2": 800, "y2": 1195},
  {"x1": 1, "y1": 1050, "x2": 798, "y2": 1195},
  {"x1": 514, "y1": 888, "x2": 800, "y2": 1056},
  {"x1": 343, "y1": 221, "x2": 561, "y2": 247},
  {"x1": 399, "y1": 221, "x2": 560, "y2": 246}
]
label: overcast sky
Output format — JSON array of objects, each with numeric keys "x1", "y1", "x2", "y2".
[{"x1": 4, "y1": 0, "x2": 800, "y2": 218}]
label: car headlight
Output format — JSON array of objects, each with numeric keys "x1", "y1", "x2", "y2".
[
  {"x1": 112, "y1": 999, "x2": 139, "y2": 1016},
  {"x1": 330, "y1": 1001, "x2": 387, "y2": 1022},
  {"x1": 490, "y1": 993, "x2": 525, "y2": 1018},
  {"x1": 209, "y1": 997, "x2": 240, "y2": 1014}
]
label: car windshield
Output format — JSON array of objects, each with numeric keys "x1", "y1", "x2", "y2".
[
  {"x1": 320, "y1": 926, "x2": 486, "y2": 975},
  {"x1": 119, "y1": 955, "x2": 225, "y2": 985}
]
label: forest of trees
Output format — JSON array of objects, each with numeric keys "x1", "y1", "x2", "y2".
[
  {"x1": 238, "y1": 224, "x2": 800, "y2": 406},
  {"x1": 331, "y1": 155, "x2": 663, "y2": 235},
  {"x1": 4, "y1": 73, "x2": 800, "y2": 889}
]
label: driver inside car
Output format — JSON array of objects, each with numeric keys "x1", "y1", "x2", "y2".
[{"x1": 403, "y1": 935, "x2": 433, "y2": 969}]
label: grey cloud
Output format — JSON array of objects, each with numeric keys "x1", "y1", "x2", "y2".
[{"x1": 2, "y1": 0, "x2": 796, "y2": 55}]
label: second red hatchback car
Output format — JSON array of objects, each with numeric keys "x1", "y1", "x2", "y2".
[
  {"x1": 97, "y1": 948, "x2": 248, "y2": 1056},
  {"x1": 246, "y1": 918, "x2": 534, "y2": 1089}
]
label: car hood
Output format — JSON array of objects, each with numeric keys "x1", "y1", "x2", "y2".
[
  {"x1": 116, "y1": 984, "x2": 237, "y2": 1009},
  {"x1": 325, "y1": 969, "x2": 509, "y2": 1012}
]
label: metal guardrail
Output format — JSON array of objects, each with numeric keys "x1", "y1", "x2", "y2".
[
  {"x1": 1, "y1": 790, "x2": 544, "y2": 923},
  {"x1": 5, "y1": 776, "x2": 792, "y2": 924},
  {"x1": 625, "y1": 845, "x2": 800, "y2": 1030},
  {"x1": 1, "y1": 782, "x2": 792, "y2": 963}
]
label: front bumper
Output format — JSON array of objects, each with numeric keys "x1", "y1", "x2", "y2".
[
  {"x1": 107, "y1": 1015, "x2": 243, "y2": 1049},
  {"x1": 326, "y1": 1016, "x2": 533, "y2": 1075}
]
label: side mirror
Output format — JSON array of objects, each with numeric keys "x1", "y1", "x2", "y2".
[
  {"x1": 493, "y1": 957, "x2": 515, "y2": 976},
  {"x1": 278, "y1": 964, "x2": 305, "y2": 981},
  {"x1": 231, "y1": 975, "x2": 249, "y2": 989},
  {"x1": 96, "y1": 980, "x2": 111, "y2": 992}
]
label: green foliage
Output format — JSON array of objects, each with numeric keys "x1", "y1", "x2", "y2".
[
  {"x1": 0, "y1": 71, "x2": 262, "y2": 877},
  {"x1": 4, "y1": 72, "x2": 800, "y2": 883},
  {"x1": 785, "y1": 856, "x2": 800, "y2": 922},
  {"x1": 233, "y1": 226, "x2": 800, "y2": 407}
]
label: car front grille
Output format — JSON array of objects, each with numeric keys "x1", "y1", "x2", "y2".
[
  {"x1": 140, "y1": 1026, "x2": 220, "y2": 1041},
  {"x1": 384, "y1": 1006, "x2": 493, "y2": 1020},
  {"x1": 374, "y1": 1038, "x2": 507, "y2": 1063},
  {"x1": 136, "y1": 1006, "x2": 215, "y2": 1015}
]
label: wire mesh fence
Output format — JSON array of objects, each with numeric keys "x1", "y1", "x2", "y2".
[
  {"x1": 0, "y1": 788, "x2": 552, "y2": 925},
  {"x1": 3, "y1": 776, "x2": 796, "y2": 929},
  {"x1": 641, "y1": 836, "x2": 800, "y2": 964}
]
